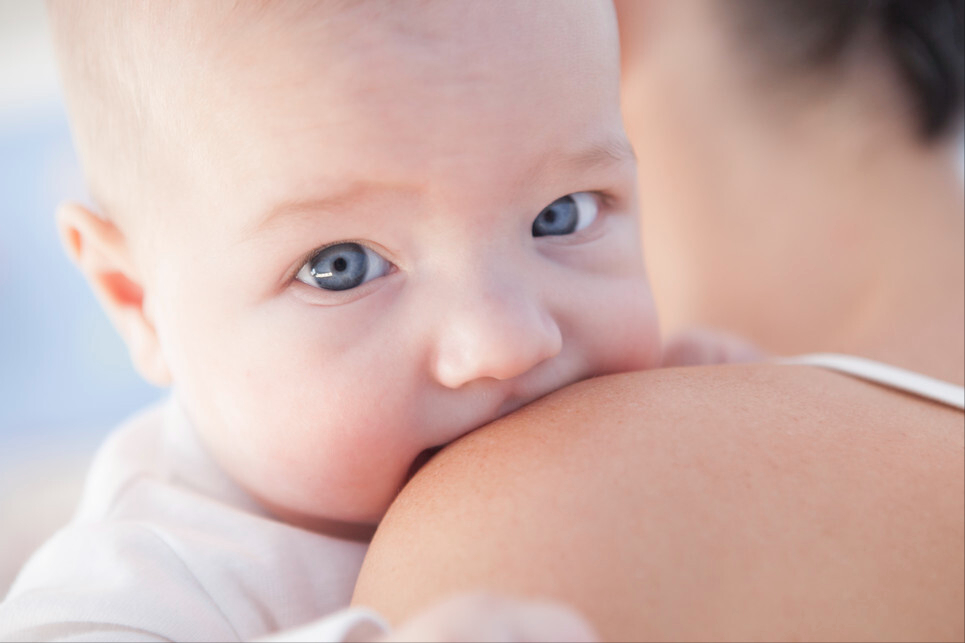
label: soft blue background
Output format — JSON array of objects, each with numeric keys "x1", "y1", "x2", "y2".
[{"x1": 0, "y1": 103, "x2": 161, "y2": 463}]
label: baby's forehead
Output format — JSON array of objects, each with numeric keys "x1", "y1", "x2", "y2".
[{"x1": 50, "y1": 0, "x2": 620, "y2": 226}]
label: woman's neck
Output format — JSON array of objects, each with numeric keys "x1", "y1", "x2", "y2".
[
  {"x1": 821, "y1": 145, "x2": 964, "y2": 385},
  {"x1": 699, "y1": 136, "x2": 965, "y2": 385}
]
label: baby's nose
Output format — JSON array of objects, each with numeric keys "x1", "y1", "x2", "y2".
[{"x1": 431, "y1": 290, "x2": 563, "y2": 390}]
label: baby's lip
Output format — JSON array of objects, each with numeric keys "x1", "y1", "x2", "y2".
[
  {"x1": 403, "y1": 379, "x2": 572, "y2": 485},
  {"x1": 403, "y1": 400, "x2": 518, "y2": 485},
  {"x1": 404, "y1": 445, "x2": 444, "y2": 483},
  {"x1": 494, "y1": 394, "x2": 531, "y2": 420}
]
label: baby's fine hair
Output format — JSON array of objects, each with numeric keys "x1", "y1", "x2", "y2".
[{"x1": 46, "y1": 0, "x2": 352, "y2": 221}]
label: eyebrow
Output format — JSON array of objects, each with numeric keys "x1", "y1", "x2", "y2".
[
  {"x1": 247, "y1": 135, "x2": 636, "y2": 237},
  {"x1": 517, "y1": 134, "x2": 637, "y2": 195},
  {"x1": 560, "y1": 135, "x2": 637, "y2": 174},
  {"x1": 245, "y1": 181, "x2": 411, "y2": 238}
]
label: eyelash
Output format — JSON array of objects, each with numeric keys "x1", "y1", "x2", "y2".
[
  {"x1": 286, "y1": 239, "x2": 384, "y2": 281},
  {"x1": 588, "y1": 189, "x2": 619, "y2": 214},
  {"x1": 287, "y1": 189, "x2": 618, "y2": 291}
]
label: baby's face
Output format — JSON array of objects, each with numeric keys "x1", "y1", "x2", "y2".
[{"x1": 132, "y1": 1, "x2": 659, "y2": 529}]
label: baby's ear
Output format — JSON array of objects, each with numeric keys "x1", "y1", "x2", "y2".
[{"x1": 56, "y1": 202, "x2": 172, "y2": 387}]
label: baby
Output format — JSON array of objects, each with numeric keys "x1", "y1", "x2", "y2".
[{"x1": 0, "y1": 1, "x2": 751, "y2": 641}]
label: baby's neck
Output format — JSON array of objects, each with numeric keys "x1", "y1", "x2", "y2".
[{"x1": 259, "y1": 498, "x2": 378, "y2": 542}]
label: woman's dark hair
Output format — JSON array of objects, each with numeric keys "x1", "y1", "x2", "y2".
[{"x1": 735, "y1": 0, "x2": 964, "y2": 140}]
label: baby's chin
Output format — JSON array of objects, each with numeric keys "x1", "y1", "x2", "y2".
[
  {"x1": 256, "y1": 373, "x2": 610, "y2": 534},
  {"x1": 246, "y1": 442, "x2": 451, "y2": 537}
]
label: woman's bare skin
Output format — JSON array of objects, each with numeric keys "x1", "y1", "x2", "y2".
[{"x1": 354, "y1": 365, "x2": 964, "y2": 641}]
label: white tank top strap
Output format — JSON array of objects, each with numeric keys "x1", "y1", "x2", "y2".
[{"x1": 778, "y1": 353, "x2": 965, "y2": 411}]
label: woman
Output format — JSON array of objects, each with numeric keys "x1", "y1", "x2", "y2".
[{"x1": 353, "y1": 1, "x2": 964, "y2": 640}]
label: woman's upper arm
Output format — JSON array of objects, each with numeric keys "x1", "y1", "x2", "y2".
[{"x1": 353, "y1": 365, "x2": 964, "y2": 641}]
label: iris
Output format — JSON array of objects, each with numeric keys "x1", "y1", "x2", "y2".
[
  {"x1": 308, "y1": 243, "x2": 368, "y2": 291},
  {"x1": 532, "y1": 195, "x2": 580, "y2": 237}
]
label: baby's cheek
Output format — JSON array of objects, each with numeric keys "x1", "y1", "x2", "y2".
[
  {"x1": 228, "y1": 382, "x2": 421, "y2": 523},
  {"x1": 589, "y1": 278, "x2": 661, "y2": 375}
]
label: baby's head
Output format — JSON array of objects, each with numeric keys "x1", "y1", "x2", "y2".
[{"x1": 48, "y1": 0, "x2": 660, "y2": 533}]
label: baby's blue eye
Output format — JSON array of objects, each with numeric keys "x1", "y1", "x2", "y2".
[
  {"x1": 295, "y1": 242, "x2": 391, "y2": 291},
  {"x1": 532, "y1": 192, "x2": 598, "y2": 237}
]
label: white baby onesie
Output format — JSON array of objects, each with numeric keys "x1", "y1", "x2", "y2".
[{"x1": 0, "y1": 397, "x2": 387, "y2": 642}]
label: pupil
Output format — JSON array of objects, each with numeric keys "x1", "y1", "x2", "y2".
[
  {"x1": 544, "y1": 210, "x2": 557, "y2": 224},
  {"x1": 333, "y1": 257, "x2": 348, "y2": 272}
]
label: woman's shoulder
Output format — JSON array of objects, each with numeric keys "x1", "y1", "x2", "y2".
[
  {"x1": 424, "y1": 363, "x2": 962, "y2": 483},
  {"x1": 388, "y1": 363, "x2": 964, "y2": 529},
  {"x1": 355, "y1": 364, "x2": 964, "y2": 640}
]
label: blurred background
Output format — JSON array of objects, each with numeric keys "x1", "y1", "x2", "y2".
[{"x1": 0, "y1": 3, "x2": 161, "y2": 594}]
